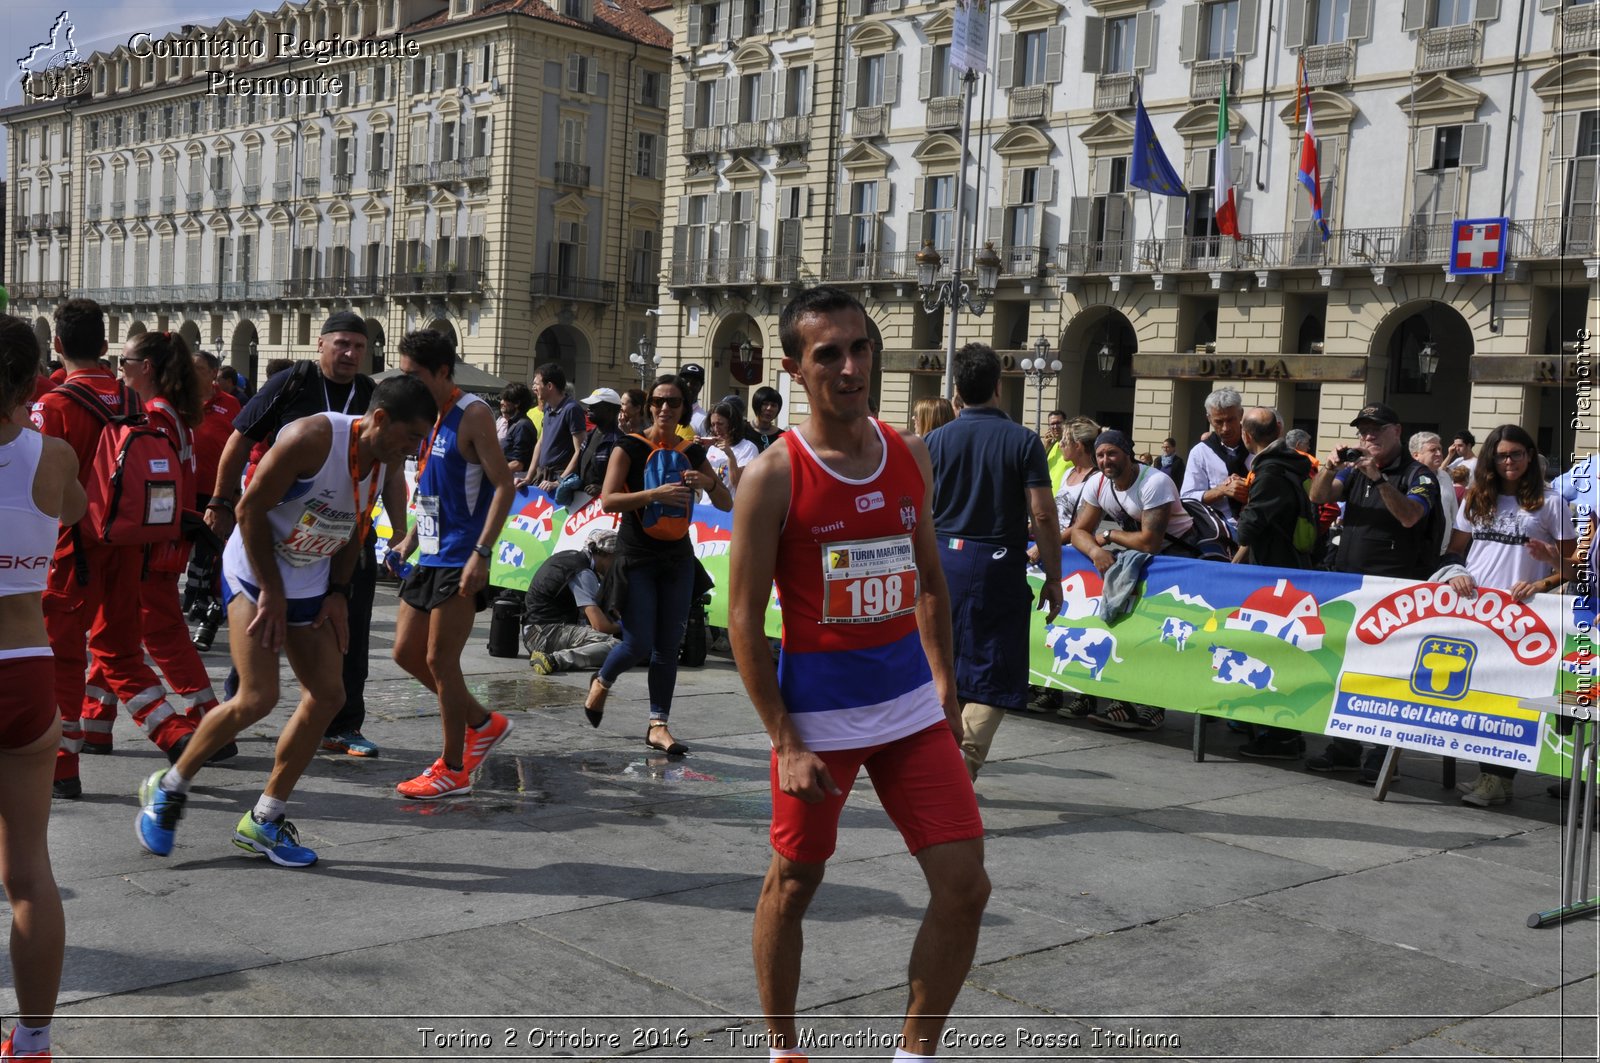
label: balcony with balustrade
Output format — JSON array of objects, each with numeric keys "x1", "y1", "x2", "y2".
[
  {"x1": 88, "y1": 204, "x2": 102, "y2": 221},
  {"x1": 626, "y1": 279, "x2": 658, "y2": 304},
  {"x1": 1300, "y1": 41, "x2": 1354, "y2": 87},
  {"x1": 926, "y1": 96, "x2": 963, "y2": 131},
  {"x1": 1093, "y1": 73, "x2": 1137, "y2": 113},
  {"x1": 851, "y1": 105, "x2": 890, "y2": 138},
  {"x1": 820, "y1": 249, "x2": 920, "y2": 283},
  {"x1": 401, "y1": 163, "x2": 433, "y2": 187},
  {"x1": 299, "y1": 178, "x2": 318, "y2": 197},
  {"x1": 159, "y1": 195, "x2": 176, "y2": 214},
  {"x1": 1189, "y1": 59, "x2": 1236, "y2": 101},
  {"x1": 30, "y1": 212, "x2": 49, "y2": 231},
  {"x1": 50, "y1": 211, "x2": 68, "y2": 231},
  {"x1": 1007, "y1": 85, "x2": 1050, "y2": 123},
  {"x1": 770, "y1": 114, "x2": 812, "y2": 147},
  {"x1": 463, "y1": 156, "x2": 491, "y2": 181},
  {"x1": 1419, "y1": 24, "x2": 1480, "y2": 72},
  {"x1": 243, "y1": 184, "x2": 261, "y2": 204},
  {"x1": 389, "y1": 268, "x2": 485, "y2": 297},
  {"x1": 685, "y1": 127, "x2": 723, "y2": 155},
  {"x1": 133, "y1": 198, "x2": 149, "y2": 215},
  {"x1": 725, "y1": 121, "x2": 769, "y2": 152},
  {"x1": 554, "y1": 161, "x2": 591, "y2": 188},
  {"x1": 1558, "y1": 3, "x2": 1600, "y2": 53},
  {"x1": 529, "y1": 273, "x2": 616, "y2": 303},
  {"x1": 186, "y1": 192, "x2": 203, "y2": 211},
  {"x1": 211, "y1": 187, "x2": 232, "y2": 207},
  {"x1": 367, "y1": 169, "x2": 391, "y2": 188}
]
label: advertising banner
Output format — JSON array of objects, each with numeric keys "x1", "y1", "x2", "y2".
[
  {"x1": 951, "y1": 0, "x2": 991, "y2": 76},
  {"x1": 485, "y1": 489, "x2": 1591, "y2": 777}
]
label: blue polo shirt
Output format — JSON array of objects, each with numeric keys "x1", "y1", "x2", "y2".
[{"x1": 927, "y1": 405, "x2": 1050, "y2": 551}]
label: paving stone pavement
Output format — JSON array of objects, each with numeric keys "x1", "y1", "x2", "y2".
[{"x1": 4, "y1": 586, "x2": 1596, "y2": 1062}]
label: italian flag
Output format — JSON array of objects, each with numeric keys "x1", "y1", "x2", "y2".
[{"x1": 1214, "y1": 77, "x2": 1240, "y2": 239}]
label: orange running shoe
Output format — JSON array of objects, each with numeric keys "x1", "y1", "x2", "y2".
[
  {"x1": 0, "y1": 1034, "x2": 51, "y2": 1060},
  {"x1": 395, "y1": 758, "x2": 471, "y2": 800},
  {"x1": 462, "y1": 711, "x2": 514, "y2": 772}
]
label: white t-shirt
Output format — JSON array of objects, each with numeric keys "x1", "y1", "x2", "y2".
[
  {"x1": 703, "y1": 438, "x2": 759, "y2": 501},
  {"x1": 1085, "y1": 465, "x2": 1194, "y2": 540},
  {"x1": 1055, "y1": 468, "x2": 1095, "y2": 532},
  {"x1": 1454, "y1": 489, "x2": 1576, "y2": 590}
]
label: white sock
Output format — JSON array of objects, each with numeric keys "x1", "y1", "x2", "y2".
[
  {"x1": 9, "y1": 1022, "x2": 50, "y2": 1052},
  {"x1": 252, "y1": 794, "x2": 287, "y2": 823},
  {"x1": 159, "y1": 769, "x2": 191, "y2": 795},
  {"x1": 892, "y1": 1050, "x2": 932, "y2": 1062}
]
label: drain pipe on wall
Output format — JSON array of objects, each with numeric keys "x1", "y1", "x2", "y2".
[
  {"x1": 1489, "y1": 0, "x2": 1530, "y2": 335},
  {"x1": 1253, "y1": 0, "x2": 1274, "y2": 192}
]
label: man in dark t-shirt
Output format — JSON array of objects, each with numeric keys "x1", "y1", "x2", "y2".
[
  {"x1": 1308, "y1": 401, "x2": 1442, "y2": 778},
  {"x1": 927, "y1": 343, "x2": 1062, "y2": 781},
  {"x1": 203, "y1": 311, "x2": 403, "y2": 757}
]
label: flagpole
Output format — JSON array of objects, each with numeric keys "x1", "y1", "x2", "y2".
[{"x1": 942, "y1": 67, "x2": 976, "y2": 403}]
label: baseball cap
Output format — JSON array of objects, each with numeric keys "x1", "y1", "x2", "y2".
[
  {"x1": 679, "y1": 363, "x2": 706, "y2": 379},
  {"x1": 1349, "y1": 402, "x2": 1400, "y2": 428},
  {"x1": 321, "y1": 310, "x2": 367, "y2": 337},
  {"x1": 580, "y1": 387, "x2": 622, "y2": 407}
]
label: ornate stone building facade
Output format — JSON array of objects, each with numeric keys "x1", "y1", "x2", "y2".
[
  {"x1": 659, "y1": 0, "x2": 1596, "y2": 461},
  {"x1": 4, "y1": 0, "x2": 671, "y2": 391}
]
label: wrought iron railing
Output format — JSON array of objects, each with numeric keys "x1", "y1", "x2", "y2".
[
  {"x1": 554, "y1": 161, "x2": 591, "y2": 187},
  {"x1": 1007, "y1": 85, "x2": 1050, "y2": 122},
  {"x1": 1189, "y1": 59, "x2": 1236, "y2": 101},
  {"x1": 529, "y1": 273, "x2": 615, "y2": 302},
  {"x1": 1559, "y1": 4, "x2": 1600, "y2": 53},
  {"x1": 852, "y1": 105, "x2": 890, "y2": 138},
  {"x1": 1419, "y1": 24, "x2": 1479, "y2": 72},
  {"x1": 1093, "y1": 73, "x2": 1137, "y2": 113},
  {"x1": 926, "y1": 96, "x2": 963, "y2": 131},
  {"x1": 1301, "y1": 41, "x2": 1354, "y2": 87}
]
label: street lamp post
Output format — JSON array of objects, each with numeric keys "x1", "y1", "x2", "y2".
[
  {"x1": 1417, "y1": 341, "x2": 1439, "y2": 393},
  {"x1": 629, "y1": 335, "x2": 661, "y2": 388},
  {"x1": 915, "y1": 67, "x2": 1002, "y2": 402},
  {"x1": 1019, "y1": 337, "x2": 1063, "y2": 435},
  {"x1": 1096, "y1": 342, "x2": 1118, "y2": 379}
]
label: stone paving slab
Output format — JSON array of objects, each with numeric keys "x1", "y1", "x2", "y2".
[
  {"x1": 4, "y1": 586, "x2": 1598, "y2": 1062},
  {"x1": 964, "y1": 904, "x2": 1540, "y2": 1060},
  {"x1": 1246, "y1": 850, "x2": 1599, "y2": 989}
]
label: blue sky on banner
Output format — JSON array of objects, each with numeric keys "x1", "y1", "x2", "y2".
[{"x1": 4, "y1": 1, "x2": 235, "y2": 157}]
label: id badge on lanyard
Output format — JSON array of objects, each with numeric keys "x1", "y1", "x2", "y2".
[{"x1": 819, "y1": 534, "x2": 919, "y2": 624}]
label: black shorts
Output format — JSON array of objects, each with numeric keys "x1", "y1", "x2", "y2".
[{"x1": 399, "y1": 565, "x2": 489, "y2": 613}]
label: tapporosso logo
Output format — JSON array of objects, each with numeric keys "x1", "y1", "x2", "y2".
[{"x1": 1354, "y1": 583, "x2": 1557, "y2": 666}]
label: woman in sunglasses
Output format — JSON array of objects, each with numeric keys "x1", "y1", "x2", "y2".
[
  {"x1": 1445, "y1": 423, "x2": 1577, "y2": 808},
  {"x1": 592, "y1": 374, "x2": 731, "y2": 755}
]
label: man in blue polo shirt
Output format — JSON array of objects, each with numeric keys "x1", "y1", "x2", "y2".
[
  {"x1": 527, "y1": 363, "x2": 586, "y2": 493},
  {"x1": 927, "y1": 343, "x2": 1062, "y2": 781}
]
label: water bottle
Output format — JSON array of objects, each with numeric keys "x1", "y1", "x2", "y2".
[{"x1": 385, "y1": 548, "x2": 414, "y2": 580}]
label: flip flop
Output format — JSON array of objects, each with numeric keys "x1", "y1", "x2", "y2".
[
  {"x1": 646, "y1": 721, "x2": 689, "y2": 756},
  {"x1": 585, "y1": 673, "x2": 610, "y2": 728}
]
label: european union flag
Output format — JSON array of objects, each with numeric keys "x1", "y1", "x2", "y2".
[{"x1": 1130, "y1": 89, "x2": 1186, "y2": 198}]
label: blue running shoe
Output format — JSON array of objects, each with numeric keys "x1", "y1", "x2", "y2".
[
  {"x1": 135, "y1": 769, "x2": 185, "y2": 856},
  {"x1": 232, "y1": 811, "x2": 317, "y2": 867}
]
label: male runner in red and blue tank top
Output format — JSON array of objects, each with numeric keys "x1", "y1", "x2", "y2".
[{"x1": 730, "y1": 287, "x2": 988, "y2": 1063}]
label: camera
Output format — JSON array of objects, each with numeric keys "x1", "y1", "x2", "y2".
[
  {"x1": 191, "y1": 599, "x2": 224, "y2": 651},
  {"x1": 1336, "y1": 447, "x2": 1365, "y2": 463}
]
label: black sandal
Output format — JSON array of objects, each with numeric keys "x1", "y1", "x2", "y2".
[
  {"x1": 585, "y1": 673, "x2": 610, "y2": 728},
  {"x1": 646, "y1": 721, "x2": 689, "y2": 756}
]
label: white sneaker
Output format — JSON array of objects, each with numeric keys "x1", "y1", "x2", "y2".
[{"x1": 1460, "y1": 773, "x2": 1514, "y2": 807}]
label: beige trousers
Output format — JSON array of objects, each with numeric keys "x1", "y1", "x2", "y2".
[{"x1": 959, "y1": 701, "x2": 1006, "y2": 781}]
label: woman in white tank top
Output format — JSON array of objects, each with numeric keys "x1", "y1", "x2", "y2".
[{"x1": 0, "y1": 313, "x2": 86, "y2": 1060}]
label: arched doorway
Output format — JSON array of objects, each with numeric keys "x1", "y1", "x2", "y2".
[
  {"x1": 32, "y1": 317, "x2": 51, "y2": 366},
  {"x1": 127, "y1": 320, "x2": 148, "y2": 340},
  {"x1": 1061, "y1": 306, "x2": 1138, "y2": 434},
  {"x1": 1371, "y1": 301, "x2": 1472, "y2": 441},
  {"x1": 363, "y1": 318, "x2": 388, "y2": 374},
  {"x1": 708, "y1": 312, "x2": 766, "y2": 405},
  {"x1": 177, "y1": 320, "x2": 202, "y2": 355},
  {"x1": 425, "y1": 317, "x2": 457, "y2": 350},
  {"x1": 533, "y1": 324, "x2": 587, "y2": 393},
  {"x1": 229, "y1": 320, "x2": 260, "y2": 388}
]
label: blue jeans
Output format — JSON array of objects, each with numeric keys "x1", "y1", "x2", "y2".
[{"x1": 598, "y1": 556, "x2": 694, "y2": 721}]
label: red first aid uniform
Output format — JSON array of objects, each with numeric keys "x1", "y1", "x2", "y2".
[
  {"x1": 81, "y1": 397, "x2": 216, "y2": 748},
  {"x1": 192, "y1": 389, "x2": 240, "y2": 506},
  {"x1": 32, "y1": 369, "x2": 191, "y2": 779}
]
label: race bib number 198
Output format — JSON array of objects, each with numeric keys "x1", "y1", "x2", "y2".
[{"x1": 820, "y1": 535, "x2": 918, "y2": 624}]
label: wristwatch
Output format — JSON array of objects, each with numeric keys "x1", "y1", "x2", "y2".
[{"x1": 473, "y1": 543, "x2": 492, "y2": 559}]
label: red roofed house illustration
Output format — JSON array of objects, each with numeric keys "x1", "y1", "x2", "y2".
[
  {"x1": 1223, "y1": 578, "x2": 1325, "y2": 650},
  {"x1": 1059, "y1": 570, "x2": 1104, "y2": 620}
]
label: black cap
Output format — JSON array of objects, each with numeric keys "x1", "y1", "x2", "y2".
[
  {"x1": 321, "y1": 310, "x2": 368, "y2": 337},
  {"x1": 679, "y1": 362, "x2": 706, "y2": 379},
  {"x1": 1349, "y1": 402, "x2": 1400, "y2": 428},
  {"x1": 1093, "y1": 429, "x2": 1136, "y2": 456}
]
